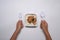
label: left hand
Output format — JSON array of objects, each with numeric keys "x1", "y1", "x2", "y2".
[{"x1": 16, "y1": 20, "x2": 23, "y2": 31}]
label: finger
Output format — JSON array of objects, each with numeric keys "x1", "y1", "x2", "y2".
[
  {"x1": 21, "y1": 21, "x2": 24, "y2": 28},
  {"x1": 41, "y1": 20, "x2": 45, "y2": 23},
  {"x1": 40, "y1": 20, "x2": 43, "y2": 29},
  {"x1": 17, "y1": 20, "x2": 21, "y2": 24},
  {"x1": 40, "y1": 23, "x2": 42, "y2": 29},
  {"x1": 19, "y1": 20, "x2": 24, "y2": 28},
  {"x1": 16, "y1": 20, "x2": 22, "y2": 26},
  {"x1": 44, "y1": 20, "x2": 48, "y2": 25},
  {"x1": 17, "y1": 20, "x2": 22, "y2": 24}
]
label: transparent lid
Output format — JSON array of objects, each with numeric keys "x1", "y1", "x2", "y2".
[
  {"x1": 18, "y1": 13, "x2": 22, "y2": 20},
  {"x1": 40, "y1": 11, "x2": 46, "y2": 20}
]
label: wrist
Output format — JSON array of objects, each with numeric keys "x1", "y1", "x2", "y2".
[
  {"x1": 42, "y1": 28, "x2": 48, "y2": 33},
  {"x1": 43, "y1": 30, "x2": 52, "y2": 40},
  {"x1": 43, "y1": 29, "x2": 49, "y2": 34},
  {"x1": 16, "y1": 28, "x2": 21, "y2": 32}
]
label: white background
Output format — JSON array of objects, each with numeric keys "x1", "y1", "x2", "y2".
[{"x1": 0, "y1": 0, "x2": 60, "y2": 40}]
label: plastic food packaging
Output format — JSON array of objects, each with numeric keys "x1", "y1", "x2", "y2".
[{"x1": 25, "y1": 14, "x2": 37, "y2": 28}]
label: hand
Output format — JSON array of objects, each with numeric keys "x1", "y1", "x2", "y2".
[
  {"x1": 16, "y1": 20, "x2": 23, "y2": 31},
  {"x1": 40, "y1": 20, "x2": 52, "y2": 40},
  {"x1": 40, "y1": 20, "x2": 48, "y2": 32},
  {"x1": 10, "y1": 20, "x2": 23, "y2": 40}
]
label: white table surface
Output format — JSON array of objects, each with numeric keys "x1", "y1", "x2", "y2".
[{"x1": 0, "y1": 0, "x2": 60, "y2": 40}]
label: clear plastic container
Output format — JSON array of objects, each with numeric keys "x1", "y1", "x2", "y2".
[
  {"x1": 40, "y1": 12, "x2": 46, "y2": 20},
  {"x1": 18, "y1": 13, "x2": 22, "y2": 20},
  {"x1": 25, "y1": 14, "x2": 37, "y2": 28}
]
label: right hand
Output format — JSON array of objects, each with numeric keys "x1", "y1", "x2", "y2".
[{"x1": 40, "y1": 20, "x2": 48, "y2": 32}]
